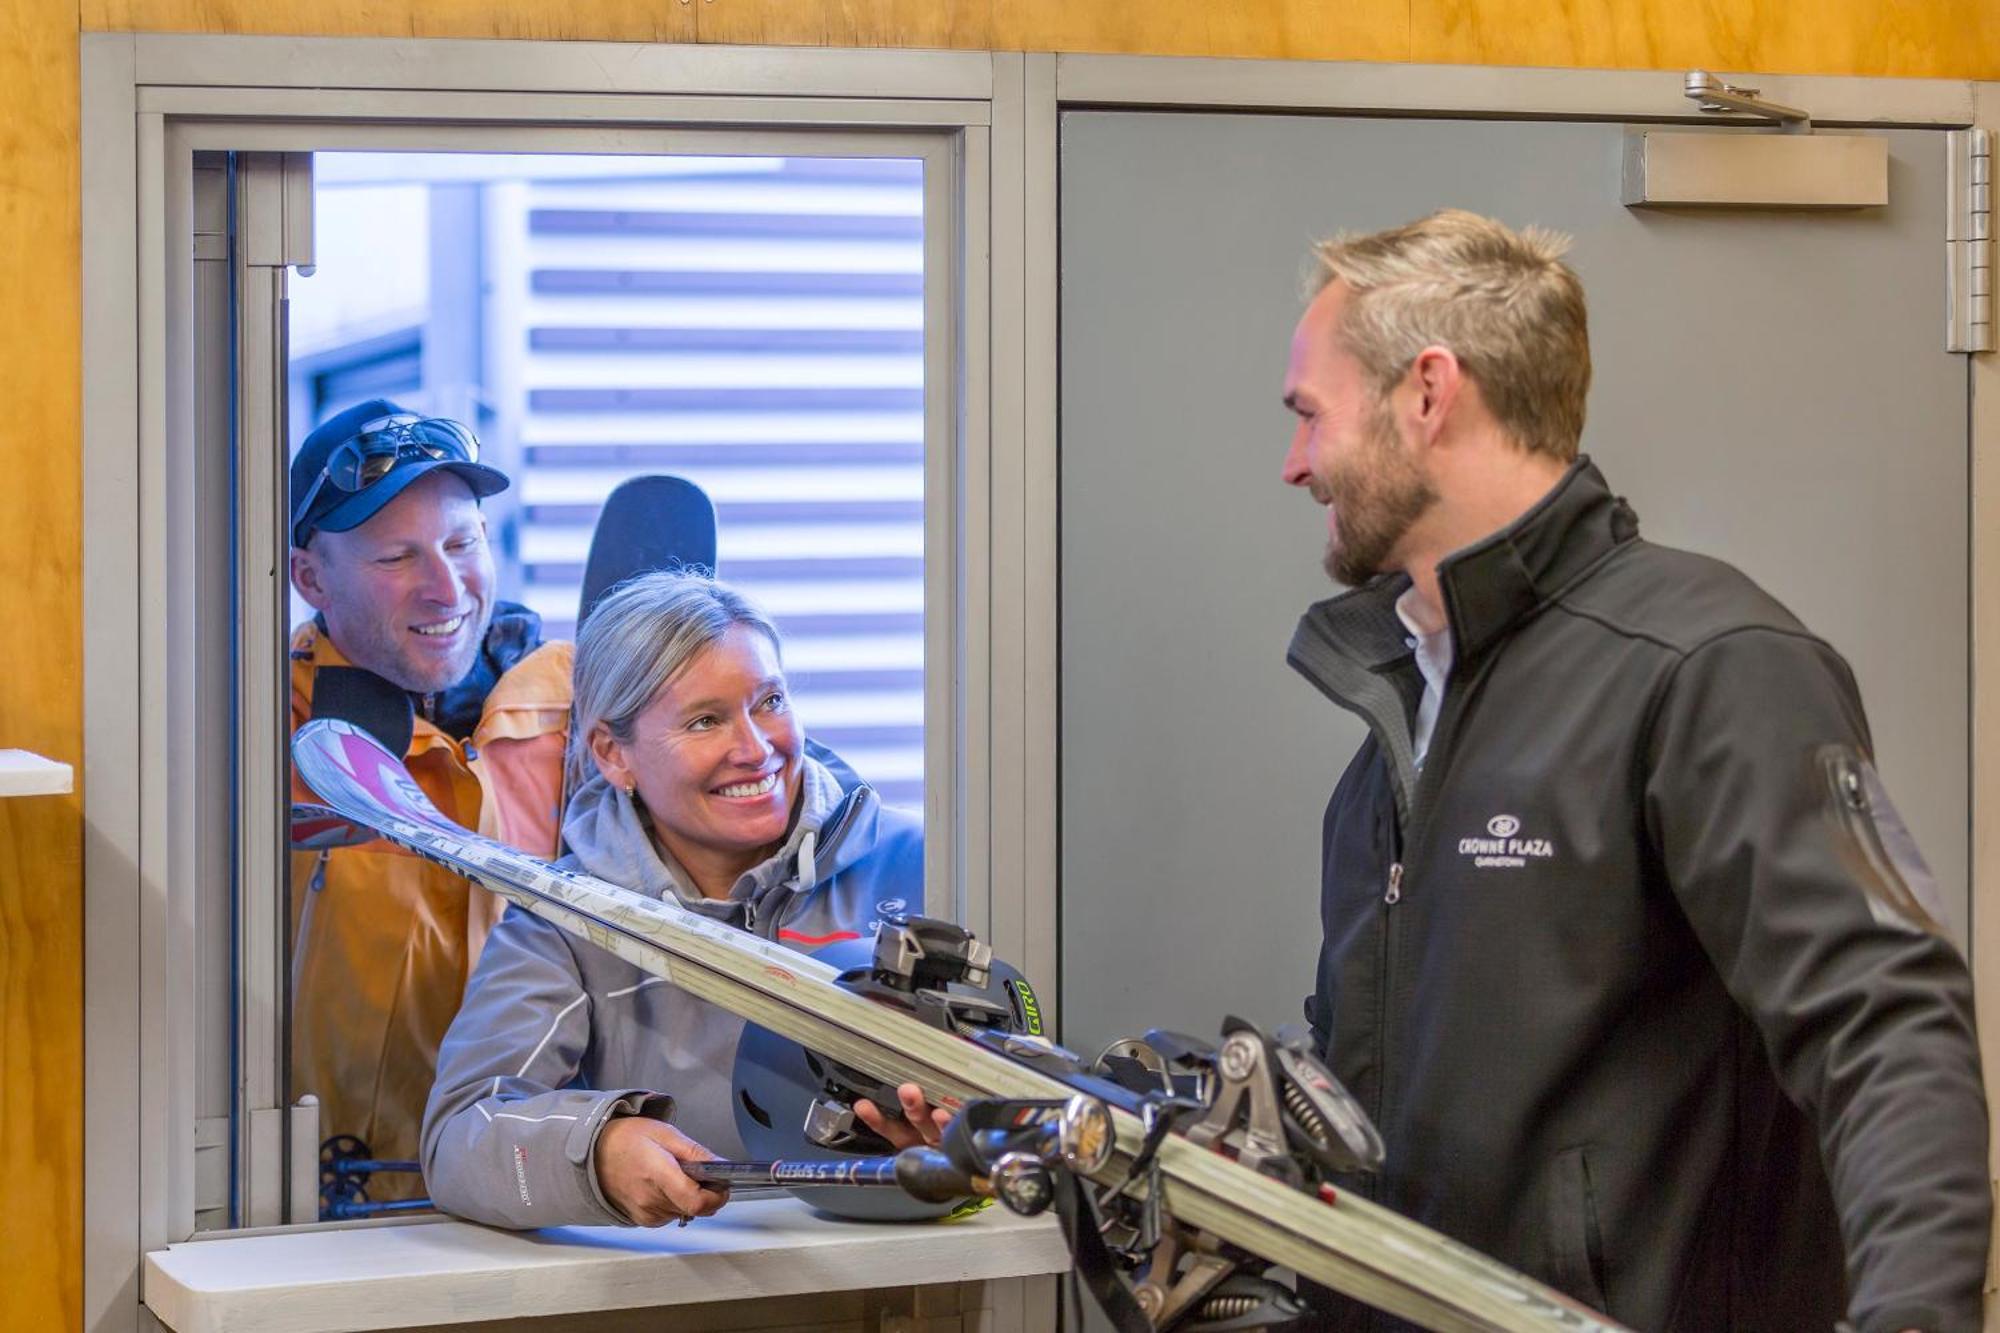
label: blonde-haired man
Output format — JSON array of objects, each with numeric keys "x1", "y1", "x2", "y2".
[{"x1": 1282, "y1": 210, "x2": 1985, "y2": 1331}]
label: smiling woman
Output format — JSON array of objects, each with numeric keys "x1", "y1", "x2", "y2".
[
  {"x1": 572, "y1": 577, "x2": 805, "y2": 902},
  {"x1": 420, "y1": 570, "x2": 936, "y2": 1231}
]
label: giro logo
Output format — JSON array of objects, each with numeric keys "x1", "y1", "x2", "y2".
[
  {"x1": 876, "y1": 897, "x2": 908, "y2": 918},
  {"x1": 1459, "y1": 813, "x2": 1554, "y2": 869}
]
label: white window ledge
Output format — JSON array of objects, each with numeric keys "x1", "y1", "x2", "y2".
[
  {"x1": 0, "y1": 749, "x2": 72, "y2": 797},
  {"x1": 143, "y1": 1197, "x2": 1069, "y2": 1333}
]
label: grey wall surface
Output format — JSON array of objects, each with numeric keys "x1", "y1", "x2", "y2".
[{"x1": 1058, "y1": 112, "x2": 1968, "y2": 1057}]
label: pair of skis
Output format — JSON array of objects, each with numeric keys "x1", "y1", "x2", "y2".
[{"x1": 292, "y1": 718, "x2": 1620, "y2": 1333}]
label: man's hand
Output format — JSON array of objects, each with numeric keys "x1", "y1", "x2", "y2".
[
  {"x1": 853, "y1": 1082, "x2": 953, "y2": 1150},
  {"x1": 592, "y1": 1117, "x2": 730, "y2": 1226}
]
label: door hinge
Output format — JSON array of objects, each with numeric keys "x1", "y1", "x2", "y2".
[{"x1": 1947, "y1": 129, "x2": 1993, "y2": 353}]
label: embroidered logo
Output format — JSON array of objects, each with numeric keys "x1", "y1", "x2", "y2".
[
  {"x1": 1459, "y1": 814, "x2": 1555, "y2": 869},
  {"x1": 876, "y1": 897, "x2": 908, "y2": 919},
  {"x1": 513, "y1": 1144, "x2": 532, "y2": 1207}
]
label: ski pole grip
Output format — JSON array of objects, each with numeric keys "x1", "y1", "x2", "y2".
[{"x1": 893, "y1": 1146, "x2": 984, "y2": 1203}]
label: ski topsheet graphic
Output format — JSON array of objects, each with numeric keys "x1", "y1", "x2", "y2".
[{"x1": 293, "y1": 718, "x2": 1625, "y2": 1333}]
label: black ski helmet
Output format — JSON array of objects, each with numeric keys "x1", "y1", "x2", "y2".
[{"x1": 732, "y1": 936, "x2": 1046, "y2": 1221}]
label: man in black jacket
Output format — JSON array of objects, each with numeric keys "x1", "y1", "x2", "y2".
[{"x1": 1280, "y1": 209, "x2": 1988, "y2": 1332}]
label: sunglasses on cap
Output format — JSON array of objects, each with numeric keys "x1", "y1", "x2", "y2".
[{"x1": 290, "y1": 413, "x2": 481, "y2": 546}]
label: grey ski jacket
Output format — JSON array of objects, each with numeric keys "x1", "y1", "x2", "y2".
[
  {"x1": 1290, "y1": 459, "x2": 1988, "y2": 1333},
  {"x1": 420, "y1": 751, "x2": 924, "y2": 1229}
]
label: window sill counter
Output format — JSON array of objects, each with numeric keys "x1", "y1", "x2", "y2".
[
  {"x1": 142, "y1": 1196, "x2": 1069, "y2": 1333},
  {"x1": 0, "y1": 748, "x2": 71, "y2": 796}
]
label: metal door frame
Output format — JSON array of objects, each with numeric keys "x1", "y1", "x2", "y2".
[{"x1": 1018, "y1": 52, "x2": 2000, "y2": 1242}]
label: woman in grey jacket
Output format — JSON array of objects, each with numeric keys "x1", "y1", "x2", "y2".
[{"x1": 421, "y1": 572, "x2": 940, "y2": 1230}]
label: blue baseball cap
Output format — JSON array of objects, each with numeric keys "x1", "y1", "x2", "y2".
[{"x1": 290, "y1": 398, "x2": 510, "y2": 547}]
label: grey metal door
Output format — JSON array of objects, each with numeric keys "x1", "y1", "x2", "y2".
[{"x1": 1059, "y1": 112, "x2": 1968, "y2": 1055}]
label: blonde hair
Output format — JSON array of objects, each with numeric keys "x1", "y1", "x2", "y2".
[
  {"x1": 567, "y1": 571, "x2": 784, "y2": 795},
  {"x1": 1309, "y1": 209, "x2": 1591, "y2": 461}
]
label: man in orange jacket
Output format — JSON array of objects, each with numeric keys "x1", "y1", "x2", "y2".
[{"x1": 288, "y1": 399, "x2": 572, "y2": 1206}]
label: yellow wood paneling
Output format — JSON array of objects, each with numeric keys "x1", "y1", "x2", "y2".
[
  {"x1": 0, "y1": 0, "x2": 84, "y2": 1326},
  {"x1": 14, "y1": 6, "x2": 1998, "y2": 1333},
  {"x1": 81, "y1": 0, "x2": 695, "y2": 42},
  {"x1": 1411, "y1": 0, "x2": 2000, "y2": 80},
  {"x1": 990, "y1": 0, "x2": 1408, "y2": 62},
  {"x1": 80, "y1": 0, "x2": 2000, "y2": 78},
  {"x1": 697, "y1": 0, "x2": 991, "y2": 50}
]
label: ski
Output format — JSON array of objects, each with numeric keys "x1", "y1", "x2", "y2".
[{"x1": 293, "y1": 717, "x2": 1624, "y2": 1333}]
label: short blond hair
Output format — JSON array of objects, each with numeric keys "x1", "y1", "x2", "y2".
[{"x1": 1309, "y1": 209, "x2": 1590, "y2": 461}]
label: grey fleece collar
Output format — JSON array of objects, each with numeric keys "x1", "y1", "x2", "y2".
[{"x1": 560, "y1": 754, "x2": 865, "y2": 929}]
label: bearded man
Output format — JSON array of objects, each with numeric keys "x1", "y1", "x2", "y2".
[
  {"x1": 1280, "y1": 210, "x2": 1987, "y2": 1331},
  {"x1": 288, "y1": 399, "x2": 571, "y2": 1202}
]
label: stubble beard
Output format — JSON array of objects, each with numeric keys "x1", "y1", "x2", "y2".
[
  {"x1": 1321, "y1": 409, "x2": 1438, "y2": 587},
  {"x1": 351, "y1": 600, "x2": 492, "y2": 696}
]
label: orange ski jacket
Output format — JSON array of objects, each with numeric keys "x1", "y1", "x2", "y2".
[{"x1": 288, "y1": 619, "x2": 574, "y2": 1195}]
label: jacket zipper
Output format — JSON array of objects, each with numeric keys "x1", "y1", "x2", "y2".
[
  {"x1": 1374, "y1": 840, "x2": 1405, "y2": 1142},
  {"x1": 817, "y1": 790, "x2": 862, "y2": 854},
  {"x1": 747, "y1": 789, "x2": 867, "y2": 939},
  {"x1": 1371, "y1": 651, "x2": 1477, "y2": 1156}
]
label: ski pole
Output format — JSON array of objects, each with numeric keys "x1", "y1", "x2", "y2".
[{"x1": 684, "y1": 1147, "x2": 986, "y2": 1202}]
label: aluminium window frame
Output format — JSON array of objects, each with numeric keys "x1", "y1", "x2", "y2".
[{"x1": 82, "y1": 36, "x2": 1031, "y2": 1331}]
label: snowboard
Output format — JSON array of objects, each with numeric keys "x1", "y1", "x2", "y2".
[{"x1": 577, "y1": 475, "x2": 718, "y2": 630}]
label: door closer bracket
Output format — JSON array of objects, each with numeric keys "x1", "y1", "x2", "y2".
[{"x1": 1685, "y1": 71, "x2": 1811, "y2": 133}]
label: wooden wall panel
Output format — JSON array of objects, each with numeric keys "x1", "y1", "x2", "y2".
[
  {"x1": 78, "y1": 0, "x2": 2000, "y2": 77},
  {"x1": 0, "y1": 0, "x2": 84, "y2": 1327},
  {"x1": 990, "y1": 0, "x2": 1408, "y2": 62},
  {"x1": 81, "y1": 0, "x2": 694, "y2": 42},
  {"x1": 1410, "y1": 0, "x2": 2000, "y2": 80},
  {"x1": 696, "y1": 0, "x2": 991, "y2": 50}
]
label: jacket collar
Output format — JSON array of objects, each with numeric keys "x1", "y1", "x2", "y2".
[
  {"x1": 1433, "y1": 456, "x2": 1637, "y2": 662},
  {"x1": 300, "y1": 602, "x2": 544, "y2": 744},
  {"x1": 1286, "y1": 457, "x2": 1636, "y2": 816},
  {"x1": 1297, "y1": 456, "x2": 1635, "y2": 674},
  {"x1": 559, "y1": 752, "x2": 876, "y2": 936}
]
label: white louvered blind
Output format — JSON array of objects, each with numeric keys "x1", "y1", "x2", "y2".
[{"x1": 490, "y1": 157, "x2": 928, "y2": 810}]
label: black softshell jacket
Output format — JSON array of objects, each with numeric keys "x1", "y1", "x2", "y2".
[{"x1": 1289, "y1": 460, "x2": 1988, "y2": 1332}]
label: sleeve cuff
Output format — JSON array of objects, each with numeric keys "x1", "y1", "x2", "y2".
[{"x1": 574, "y1": 1088, "x2": 676, "y2": 1225}]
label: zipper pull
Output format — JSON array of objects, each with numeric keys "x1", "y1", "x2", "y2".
[
  {"x1": 797, "y1": 829, "x2": 818, "y2": 889},
  {"x1": 1385, "y1": 862, "x2": 1404, "y2": 906}
]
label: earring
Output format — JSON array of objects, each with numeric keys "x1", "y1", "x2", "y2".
[{"x1": 624, "y1": 781, "x2": 637, "y2": 798}]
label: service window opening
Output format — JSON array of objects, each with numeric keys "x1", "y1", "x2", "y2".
[{"x1": 258, "y1": 149, "x2": 930, "y2": 1229}]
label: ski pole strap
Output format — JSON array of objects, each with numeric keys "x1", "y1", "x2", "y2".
[{"x1": 1055, "y1": 1171, "x2": 1156, "y2": 1333}]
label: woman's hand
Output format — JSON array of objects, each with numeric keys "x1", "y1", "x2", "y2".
[
  {"x1": 852, "y1": 1082, "x2": 954, "y2": 1150},
  {"x1": 593, "y1": 1116, "x2": 731, "y2": 1226}
]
